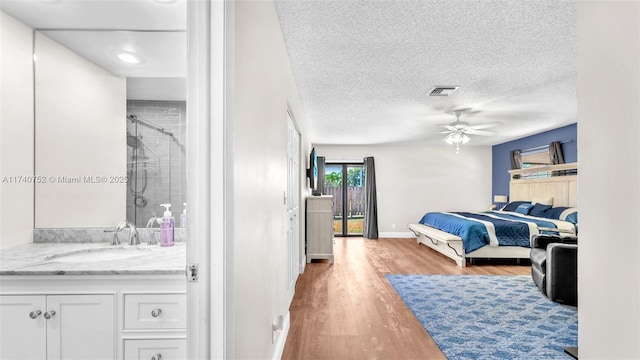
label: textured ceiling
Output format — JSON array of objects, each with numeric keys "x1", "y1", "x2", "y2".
[{"x1": 274, "y1": 0, "x2": 577, "y2": 146}]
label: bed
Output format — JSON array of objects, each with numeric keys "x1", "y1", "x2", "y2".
[{"x1": 408, "y1": 162, "x2": 578, "y2": 267}]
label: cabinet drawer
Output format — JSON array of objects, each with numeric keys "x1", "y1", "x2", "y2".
[
  {"x1": 124, "y1": 294, "x2": 186, "y2": 330},
  {"x1": 124, "y1": 339, "x2": 186, "y2": 360}
]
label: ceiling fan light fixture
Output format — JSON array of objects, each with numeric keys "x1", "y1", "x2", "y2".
[
  {"x1": 444, "y1": 134, "x2": 455, "y2": 145},
  {"x1": 444, "y1": 132, "x2": 470, "y2": 145},
  {"x1": 428, "y1": 86, "x2": 459, "y2": 97}
]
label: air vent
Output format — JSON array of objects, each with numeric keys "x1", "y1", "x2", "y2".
[{"x1": 428, "y1": 86, "x2": 459, "y2": 96}]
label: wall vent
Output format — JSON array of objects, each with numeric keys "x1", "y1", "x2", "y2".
[{"x1": 428, "y1": 86, "x2": 459, "y2": 96}]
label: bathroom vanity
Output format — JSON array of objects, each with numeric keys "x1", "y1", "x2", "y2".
[{"x1": 0, "y1": 242, "x2": 186, "y2": 360}]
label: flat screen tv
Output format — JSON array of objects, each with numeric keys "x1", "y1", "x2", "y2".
[{"x1": 307, "y1": 147, "x2": 319, "y2": 194}]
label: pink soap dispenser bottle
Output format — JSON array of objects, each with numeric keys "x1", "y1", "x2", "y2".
[{"x1": 160, "y1": 204, "x2": 175, "y2": 246}]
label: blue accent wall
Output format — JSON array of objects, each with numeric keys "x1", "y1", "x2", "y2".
[{"x1": 492, "y1": 123, "x2": 577, "y2": 203}]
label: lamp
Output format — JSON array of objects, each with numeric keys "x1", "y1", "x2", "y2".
[
  {"x1": 444, "y1": 131, "x2": 470, "y2": 153},
  {"x1": 493, "y1": 195, "x2": 508, "y2": 210}
]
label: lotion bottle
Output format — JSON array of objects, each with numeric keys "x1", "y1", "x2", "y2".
[
  {"x1": 160, "y1": 204, "x2": 175, "y2": 247},
  {"x1": 180, "y1": 202, "x2": 187, "y2": 228}
]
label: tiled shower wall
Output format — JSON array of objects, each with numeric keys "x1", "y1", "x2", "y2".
[{"x1": 126, "y1": 101, "x2": 187, "y2": 228}]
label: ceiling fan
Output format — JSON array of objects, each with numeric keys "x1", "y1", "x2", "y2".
[{"x1": 439, "y1": 111, "x2": 501, "y2": 153}]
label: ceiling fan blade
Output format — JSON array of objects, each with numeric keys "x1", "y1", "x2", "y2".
[
  {"x1": 439, "y1": 130, "x2": 453, "y2": 134},
  {"x1": 465, "y1": 129, "x2": 495, "y2": 136},
  {"x1": 468, "y1": 122, "x2": 502, "y2": 130},
  {"x1": 444, "y1": 107, "x2": 481, "y2": 116},
  {"x1": 438, "y1": 125, "x2": 457, "y2": 131}
]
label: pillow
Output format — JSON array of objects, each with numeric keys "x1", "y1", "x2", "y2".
[
  {"x1": 530, "y1": 203, "x2": 552, "y2": 217},
  {"x1": 532, "y1": 197, "x2": 554, "y2": 206},
  {"x1": 502, "y1": 201, "x2": 531, "y2": 212},
  {"x1": 538, "y1": 206, "x2": 572, "y2": 220},
  {"x1": 515, "y1": 203, "x2": 534, "y2": 215},
  {"x1": 560, "y1": 208, "x2": 578, "y2": 224}
]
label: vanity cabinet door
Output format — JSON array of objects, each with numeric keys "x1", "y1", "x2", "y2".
[
  {"x1": 46, "y1": 294, "x2": 115, "y2": 360},
  {"x1": 0, "y1": 295, "x2": 47, "y2": 360}
]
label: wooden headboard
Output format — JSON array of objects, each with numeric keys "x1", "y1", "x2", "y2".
[{"x1": 508, "y1": 162, "x2": 578, "y2": 207}]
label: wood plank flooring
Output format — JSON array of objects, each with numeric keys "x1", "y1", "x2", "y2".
[{"x1": 282, "y1": 237, "x2": 531, "y2": 360}]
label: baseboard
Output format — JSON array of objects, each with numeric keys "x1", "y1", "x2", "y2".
[
  {"x1": 272, "y1": 311, "x2": 291, "y2": 360},
  {"x1": 379, "y1": 231, "x2": 415, "y2": 238},
  {"x1": 299, "y1": 257, "x2": 306, "y2": 273}
]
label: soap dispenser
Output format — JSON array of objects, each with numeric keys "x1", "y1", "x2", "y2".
[
  {"x1": 180, "y1": 202, "x2": 187, "y2": 228},
  {"x1": 160, "y1": 204, "x2": 175, "y2": 247}
]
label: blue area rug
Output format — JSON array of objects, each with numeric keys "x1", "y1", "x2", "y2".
[{"x1": 386, "y1": 275, "x2": 577, "y2": 360}]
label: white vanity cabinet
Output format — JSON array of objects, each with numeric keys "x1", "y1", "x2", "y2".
[
  {"x1": 0, "y1": 275, "x2": 186, "y2": 360},
  {"x1": 306, "y1": 195, "x2": 335, "y2": 263},
  {"x1": 0, "y1": 294, "x2": 115, "y2": 359}
]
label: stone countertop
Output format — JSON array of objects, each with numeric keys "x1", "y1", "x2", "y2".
[{"x1": 0, "y1": 242, "x2": 186, "y2": 276}]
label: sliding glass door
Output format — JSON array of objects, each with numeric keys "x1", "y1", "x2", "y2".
[{"x1": 323, "y1": 163, "x2": 365, "y2": 237}]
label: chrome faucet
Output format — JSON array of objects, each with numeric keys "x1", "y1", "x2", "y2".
[{"x1": 115, "y1": 221, "x2": 140, "y2": 245}]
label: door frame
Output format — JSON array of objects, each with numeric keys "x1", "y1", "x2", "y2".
[
  {"x1": 186, "y1": 0, "x2": 232, "y2": 358},
  {"x1": 286, "y1": 110, "x2": 301, "y2": 305}
]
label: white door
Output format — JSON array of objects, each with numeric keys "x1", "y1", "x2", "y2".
[{"x1": 286, "y1": 112, "x2": 301, "y2": 305}]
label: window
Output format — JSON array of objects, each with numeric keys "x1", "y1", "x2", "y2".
[{"x1": 521, "y1": 147, "x2": 550, "y2": 169}]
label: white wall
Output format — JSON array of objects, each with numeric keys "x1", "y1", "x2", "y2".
[
  {"x1": 577, "y1": 1, "x2": 640, "y2": 358},
  {"x1": 316, "y1": 144, "x2": 493, "y2": 236},
  {"x1": 34, "y1": 32, "x2": 126, "y2": 228},
  {"x1": 0, "y1": 12, "x2": 34, "y2": 248},
  {"x1": 233, "y1": 1, "x2": 308, "y2": 358}
]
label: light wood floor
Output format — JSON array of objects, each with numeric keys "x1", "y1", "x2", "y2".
[{"x1": 282, "y1": 237, "x2": 531, "y2": 360}]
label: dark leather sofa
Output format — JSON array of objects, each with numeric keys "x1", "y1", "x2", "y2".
[{"x1": 530, "y1": 234, "x2": 578, "y2": 306}]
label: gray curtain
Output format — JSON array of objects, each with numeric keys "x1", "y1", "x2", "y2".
[
  {"x1": 549, "y1": 141, "x2": 565, "y2": 165},
  {"x1": 510, "y1": 149, "x2": 522, "y2": 179},
  {"x1": 510, "y1": 149, "x2": 522, "y2": 169},
  {"x1": 316, "y1": 156, "x2": 326, "y2": 195},
  {"x1": 363, "y1": 157, "x2": 378, "y2": 239}
]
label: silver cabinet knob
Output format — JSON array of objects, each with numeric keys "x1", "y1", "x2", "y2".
[
  {"x1": 44, "y1": 310, "x2": 56, "y2": 319},
  {"x1": 151, "y1": 308, "x2": 162, "y2": 317},
  {"x1": 29, "y1": 310, "x2": 42, "y2": 319},
  {"x1": 151, "y1": 354, "x2": 162, "y2": 360}
]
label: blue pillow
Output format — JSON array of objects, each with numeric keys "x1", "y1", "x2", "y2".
[
  {"x1": 503, "y1": 201, "x2": 531, "y2": 212},
  {"x1": 530, "y1": 203, "x2": 552, "y2": 217},
  {"x1": 538, "y1": 206, "x2": 571, "y2": 220},
  {"x1": 564, "y1": 212, "x2": 578, "y2": 224},
  {"x1": 515, "y1": 203, "x2": 534, "y2": 215}
]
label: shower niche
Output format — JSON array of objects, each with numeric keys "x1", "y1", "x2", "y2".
[{"x1": 126, "y1": 101, "x2": 187, "y2": 229}]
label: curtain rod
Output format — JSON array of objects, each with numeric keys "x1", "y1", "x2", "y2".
[{"x1": 521, "y1": 140, "x2": 571, "y2": 153}]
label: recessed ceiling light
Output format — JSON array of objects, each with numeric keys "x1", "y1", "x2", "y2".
[{"x1": 114, "y1": 51, "x2": 144, "y2": 65}]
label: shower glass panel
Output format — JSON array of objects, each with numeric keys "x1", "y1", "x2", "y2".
[{"x1": 126, "y1": 101, "x2": 187, "y2": 228}]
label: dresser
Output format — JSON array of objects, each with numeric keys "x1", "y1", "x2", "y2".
[{"x1": 306, "y1": 195, "x2": 334, "y2": 263}]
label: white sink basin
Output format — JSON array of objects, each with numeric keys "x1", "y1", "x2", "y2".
[{"x1": 45, "y1": 246, "x2": 152, "y2": 263}]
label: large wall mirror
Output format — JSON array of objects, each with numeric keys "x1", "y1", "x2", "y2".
[{"x1": 1, "y1": 0, "x2": 187, "y2": 229}]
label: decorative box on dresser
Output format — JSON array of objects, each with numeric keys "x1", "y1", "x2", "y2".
[{"x1": 306, "y1": 195, "x2": 334, "y2": 263}]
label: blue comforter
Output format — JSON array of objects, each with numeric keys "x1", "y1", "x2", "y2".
[{"x1": 418, "y1": 211, "x2": 559, "y2": 254}]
